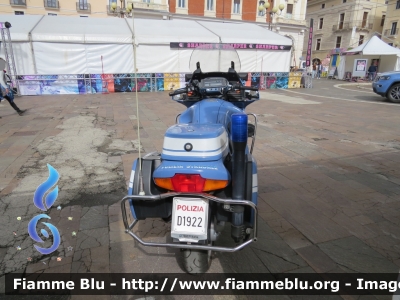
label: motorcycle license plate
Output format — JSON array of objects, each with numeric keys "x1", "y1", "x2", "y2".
[{"x1": 171, "y1": 197, "x2": 208, "y2": 242}]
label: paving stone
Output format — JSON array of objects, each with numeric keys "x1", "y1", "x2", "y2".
[
  {"x1": 346, "y1": 172, "x2": 400, "y2": 196},
  {"x1": 265, "y1": 190, "x2": 351, "y2": 244},
  {"x1": 296, "y1": 245, "x2": 337, "y2": 273},
  {"x1": 318, "y1": 236, "x2": 399, "y2": 273},
  {"x1": 266, "y1": 217, "x2": 295, "y2": 234},
  {"x1": 330, "y1": 212, "x2": 378, "y2": 240},
  {"x1": 75, "y1": 227, "x2": 109, "y2": 250},
  {"x1": 79, "y1": 205, "x2": 108, "y2": 230},
  {"x1": 251, "y1": 247, "x2": 306, "y2": 273},
  {"x1": 109, "y1": 219, "x2": 133, "y2": 244},
  {"x1": 25, "y1": 261, "x2": 50, "y2": 273},
  {"x1": 352, "y1": 214, "x2": 375, "y2": 226},
  {"x1": 278, "y1": 228, "x2": 313, "y2": 250},
  {"x1": 259, "y1": 211, "x2": 283, "y2": 223},
  {"x1": 261, "y1": 183, "x2": 288, "y2": 193},
  {"x1": 42, "y1": 262, "x2": 71, "y2": 273},
  {"x1": 364, "y1": 235, "x2": 400, "y2": 261},
  {"x1": 324, "y1": 172, "x2": 349, "y2": 181},
  {"x1": 0, "y1": 248, "x2": 7, "y2": 266}
]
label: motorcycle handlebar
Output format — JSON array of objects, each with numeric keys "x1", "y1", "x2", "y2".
[
  {"x1": 233, "y1": 85, "x2": 259, "y2": 91},
  {"x1": 169, "y1": 84, "x2": 259, "y2": 97}
]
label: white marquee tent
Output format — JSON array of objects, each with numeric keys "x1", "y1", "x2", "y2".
[
  {"x1": 337, "y1": 36, "x2": 400, "y2": 79},
  {"x1": 0, "y1": 15, "x2": 292, "y2": 75}
]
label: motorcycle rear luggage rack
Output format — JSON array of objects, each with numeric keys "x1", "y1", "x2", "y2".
[{"x1": 121, "y1": 192, "x2": 258, "y2": 252}]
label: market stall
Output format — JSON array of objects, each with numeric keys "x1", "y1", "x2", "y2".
[{"x1": 337, "y1": 36, "x2": 400, "y2": 80}]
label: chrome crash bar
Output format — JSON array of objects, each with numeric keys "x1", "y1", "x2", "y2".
[{"x1": 121, "y1": 192, "x2": 258, "y2": 252}]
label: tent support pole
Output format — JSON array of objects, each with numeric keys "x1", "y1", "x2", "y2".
[
  {"x1": 124, "y1": 18, "x2": 135, "y2": 74},
  {"x1": 126, "y1": 9, "x2": 145, "y2": 196},
  {"x1": 28, "y1": 15, "x2": 44, "y2": 74}
]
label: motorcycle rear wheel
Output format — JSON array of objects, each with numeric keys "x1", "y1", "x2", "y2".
[{"x1": 181, "y1": 248, "x2": 211, "y2": 274}]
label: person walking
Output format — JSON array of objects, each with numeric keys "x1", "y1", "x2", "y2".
[
  {"x1": 0, "y1": 81, "x2": 25, "y2": 117},
  {"x1": 312, "y1": 63, "x2": 317, "y2": 78},
  {"x1": 317, "y1": 63, "x2": 323, "y2": 79},
  {"x1": 368, "y1": 62, "x2": 377, "y2": 81}
]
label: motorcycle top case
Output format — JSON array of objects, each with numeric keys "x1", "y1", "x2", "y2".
[{"x1": 161, "y1": 124, "x2": 229, "y2": 162}]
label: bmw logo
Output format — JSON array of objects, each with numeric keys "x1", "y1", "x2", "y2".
[{"x1": 184, "y1": 143, "x2": 193, "y2": 151}]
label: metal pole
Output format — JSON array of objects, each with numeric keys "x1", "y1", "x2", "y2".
[
  {"x1": 131, "y1": 5, "x2": 145, "y2": 196},
  {"x1": 28, "y1": 15, "x2": 44, "y2": 75}
]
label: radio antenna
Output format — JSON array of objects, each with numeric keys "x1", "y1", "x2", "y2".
[{"x1": 131, "y1": 6, "x2": 145, "y2": 196}]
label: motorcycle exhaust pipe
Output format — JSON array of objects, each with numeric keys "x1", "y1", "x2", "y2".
[{"x1": 230, "y1": 113, "x2": 247, "y2": 242}]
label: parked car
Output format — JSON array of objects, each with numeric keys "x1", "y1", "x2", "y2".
[{"x1": 372, "y1": 71, "x2": 400, "y2": 102}]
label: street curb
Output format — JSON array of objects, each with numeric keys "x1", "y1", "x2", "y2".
[{"x1": 335, "y1": 83, "x2": 372, "y2": 87}]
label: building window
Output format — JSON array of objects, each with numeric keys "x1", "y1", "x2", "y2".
[
  {"x1": 258, "y1": 1, "x2": 265, "y2": 16},
  {"x1": 381, "y1": 15, "x2": 386, "y2": 26},
  {"x1": 233, "y1": 0, "x2": 240, "y2": 13},
  {"x1": 45, "y1": 0, "x2": 57, "y2": 8},
  {"x1": 206, "y1": 0, "x2": 214, "y2": 11},
  {"x1": 339, "y1": 13, "x2": 345, "y2": 29},
  {"x1": 336, "y1": 36, "x2": 341, "y2": 48},
  {"x1": 78, "y1": 0, "x2": 88, "y2": 10},
  {"x1": 343, "y1": 0, "x2": 346, "y2": 3},
  {"x1": 316, "y1": 39, "x2": 321, "y2": 50},
  {"x1": 391, "y1": 22, "x2": 398, "y2": 35},
  {"x1": 178, "y1": 0, "x2": 185, "y2": 8},
  {"x1": 286, "y1": 4, "x2": 293, "y2": 14},
  {"x1": 109, "y1": 0, "x2": 116, "y2": 7},
  {"x1": 48, "y1": 13, "x2": 57, "y2": 16},
  {"x1": 14, "y1": 11, "x2": 24, "y2": 15},
  {"x1": 321, "y1": 3, "x2": 325, "y2": 8},
  {"x1": 11, "y1": 0, "x2": 26, "y2": 5},
  {"x1": 359, "y1": 35, "x2": 364, "y2": 45},
  {"x1": 143, "y1": 0, "x2": 150, "y2": 3},
  {"x1": 319, "y1": 18, "x2": 324, "y2": 29},
  {"x1": 362, "y1": 12, "x2": 368, "y2": 28},
  {"x1": 396, "y1": 0, "x2": 400, "y2": 9},
  {"x1": 389, "y1": 42, "x2": 393, "y2": 46}
]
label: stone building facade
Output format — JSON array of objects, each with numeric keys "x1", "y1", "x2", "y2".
[{"x1": 302, "y1": 0, "x2": 387, "y2": 64}]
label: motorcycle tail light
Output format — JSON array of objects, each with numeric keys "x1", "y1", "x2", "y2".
[
  {"x1": 154, "y1": 174, "x2": 228, "y2": 192},
  {"x1": 154, "y1": 178, "x2": 174, "y2": 190},
  {"x1": 171, "y1": 174, "x2": 205, "y2": 192},
  {"x1": 203, "y1": 179, "x2": 228, "y2": 191}
]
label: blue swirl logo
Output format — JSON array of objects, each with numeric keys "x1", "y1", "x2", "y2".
[{"x1": 28, "y1": 164, "x2": 61, "y2": 255}]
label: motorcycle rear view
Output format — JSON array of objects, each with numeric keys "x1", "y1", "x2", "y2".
[{"x1": 121, "y1": 45, "x2": 260, "y2": 274}]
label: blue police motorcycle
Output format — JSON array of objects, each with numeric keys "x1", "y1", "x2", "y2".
[{"x1": 121, "y1": 46, "x2": 260, "y2": 274}]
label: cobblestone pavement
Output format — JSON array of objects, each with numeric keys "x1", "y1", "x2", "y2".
[{"x1": 0, "y1": 80, "x2": 400, "y2": 299}]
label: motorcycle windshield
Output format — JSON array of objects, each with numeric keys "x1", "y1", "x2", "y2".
[{"x1": 189, "y1": 44, "x2": 241, "y2": 73}]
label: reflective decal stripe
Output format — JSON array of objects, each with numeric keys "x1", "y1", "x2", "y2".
[
  {"x1": 128, "y1": 170, "x2": 135, "y2": 190},
  {"x1": 129, "y1": 160, "x2": 138, "y2": 220},
  {"x1": 252, "y1": 173, "x2": 258, "y2": 193},
  {"x1": 162, "y1": 144, "x2": 228, "y2": 158},
  {"x1": 163, "y1": 133, "x2": 228, "y2": 152}
]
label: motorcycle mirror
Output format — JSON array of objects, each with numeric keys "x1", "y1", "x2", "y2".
[{"x1": 172, "y1": 94, "x2": 184, "y2": 101}]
